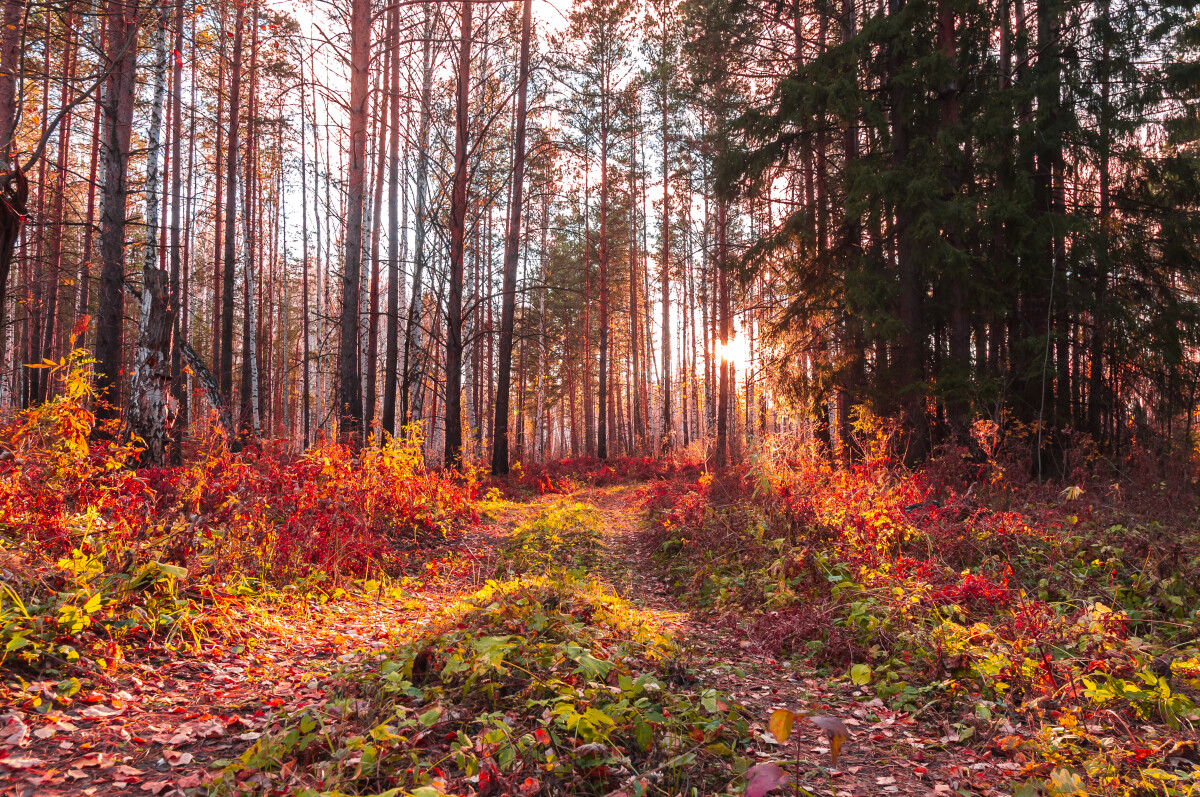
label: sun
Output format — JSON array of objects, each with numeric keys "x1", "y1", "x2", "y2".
[{"x1": 717, "y1": 334, "x2": 750, "y2": 372}]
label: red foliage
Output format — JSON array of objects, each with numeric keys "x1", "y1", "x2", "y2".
[
  {"x1": 488, "y1": 456, "x2": 703, "y2": 498},
  {"x1": 1, "y1": 399, "x2": 478, "y2": 584},
  {"x1": 931, "y1": 573, "x2": 1015, "y2": 611}
]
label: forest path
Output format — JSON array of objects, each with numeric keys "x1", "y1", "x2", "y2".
[
  {"x1": 10, "y1": 483, "x2": 985, "y2": 797},
  {"x1": 559, "y1": 483, "x2": 994, "y2": 797}
]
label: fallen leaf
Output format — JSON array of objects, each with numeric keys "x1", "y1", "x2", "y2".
[
  {"x1": 0, "y1": 714, "x2": 28, "y2": 747},
  {"x1": 141, "y1": 780, "x2": 172, "y2": 794},
  {"x1": 164, "y1": 749, "x2": 193, "y2": 766},
  {"x1": 0, "y1": 756, "x2": 45, "y2": 770},
  {"x1": 876, "y1": 776, "x2": 897, "y2": 785},
  {"x1": 79, "y1": 705, "x2": 124, "y2": 719},
  {"x1": 178, "y1": 771, "x2": 203, "y2": 788},
  {"x1": 746, "y1": 762, "x2": 789, "y2": 797}
]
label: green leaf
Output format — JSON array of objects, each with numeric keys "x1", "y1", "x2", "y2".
[
  {"x1": 5, "y1": 635, "x2": 30, "y2": 652},
  {"x1": 850, "y1": 663, "x2": 872, "y2": 685},
  {"x1": 1012, "y1": 782, "x2": 1042, "y2": 797},
  {"x1": 419, "y1": 707, "x2": 441, "y2": 727},
  {"x1": 410, "y1": 787, "x2": 442, "y2": 797}
]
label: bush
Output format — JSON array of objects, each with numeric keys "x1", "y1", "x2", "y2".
[{"x1": 0, "y1": 346, "x2": 477, "y2": 672}]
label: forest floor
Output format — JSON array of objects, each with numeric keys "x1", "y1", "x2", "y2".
[{"x1": 4, "y1": 482, "x2": 1010, "y2": 797}]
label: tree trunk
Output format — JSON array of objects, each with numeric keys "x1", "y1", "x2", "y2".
[
  {"x1": 339, "y1": 0, "x2": 370, "y2": 446},
  {"x1": 444, "y1": 0, "x2": 471, "y2": 469},
  {"x1": 381, "y1": 0, "x2": 401, "y2": 439},
  {"x1": 659, "y1": 74, "x2": 671, "y2": 452},
  {"x1": 240, "y1": 10, "x2": 260, "y2": 439},
  {"x1": 0, "y1": 0, "x2": 24, "y2": 368},
  {"x1": 366, "y1": 46, "x2": 389, "y2": 438},
  {"x1": 42, "y1": 14, "x2": 75, "y2": 395},
  {"x1": 300, "y1": 67, "x2": 311, "y2": 446},
  {"x1": 714, "y1": 199, "x2": 730, "y2": 467},
  {"x1": 402, "y1": 1, "x2": 434, "y2": 434},
  {"x1": 129, "y1": 6, "x2": 175, "y2": 466},
  {"x1": 95, "y1": 0, "x2": 140, "y2": 425},
  {"x1": 597, "y1": 102, "x2": 610, "y2": 460},
  {"x1": 219, "y1": 4, "x2": 243, "y2": 408},
  {"x1": 169, "y1": 0, "x2": 186, "y2": 450},
  {"x1": 491, "y1": 0, "x2": 531, "y2": 475}
]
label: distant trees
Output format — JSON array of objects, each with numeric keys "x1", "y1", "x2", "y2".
[
  {"x1": 701, "y1": 0, "x2": 1200, "y2": 469},
  {"x1": 558, "y1": 0, "x2": 636, "y2": 461},
  {"x1": 0, "y1": 0, "x2": 1195, "y2": 474}
]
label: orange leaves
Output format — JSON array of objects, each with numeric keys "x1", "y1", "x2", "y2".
[
  {"x1": 770, "y1": 708, "x2": 851, "y2": 766},
  {"x1": 768, "y1": 708, "x2": 794, "y2": 743}
]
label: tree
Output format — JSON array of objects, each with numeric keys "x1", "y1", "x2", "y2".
[
  {"x1": 444, "y1": 0, "x2": 472, "y2": 469},
  {"x1": 644, "y1": 0, "x2": 681, "y2": 452},
  {"x1": 380, "y1": 0, "x2": 402, "y2": 440},
  {"x1": 219, "y1": 2, "x2": 244, "y2": 411},
  {"x1": 129, "y1": 3, "x2": 175, "y2": 466},
  {"x1": 338, "y1": 0, "x2": 370, "y2": 446},
  {"x1": 95, "y1": 0, "x2": 141, "y2": 422},
  {"x1": 559, "y1": 0, "x2": 636, "y2": 460},
  {"x1": 492, "y1": 0, "x2": 532, "y2": 475},
  {"x1": 401, "y1": 1, "x2": 435, "y2": 435}
]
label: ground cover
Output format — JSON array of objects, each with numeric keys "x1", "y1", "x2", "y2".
[{"x1": 643, "y1": 421, "x2": 1200, "y2": 795}]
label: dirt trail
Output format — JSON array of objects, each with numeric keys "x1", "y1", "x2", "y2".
[
  {"x1": 566, "y1": 484, "x2": 1000, "y2": 797},
  {"x1": 4, "y1": 483, "x2": 996, "y2": 797}
]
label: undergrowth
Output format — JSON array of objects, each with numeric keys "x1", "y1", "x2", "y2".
[
  {"x1": 210, "y1": 504, "x2": 755, "y2": 797},
  {"x1": 487, "y1": 457, "x2": 704, "y2": 499},
  {"x1": 0, "y1": 344, "x2": 477, "y2": 675},
  {"x1": 643, "y1": 414, "x2": 1200, "y2": 795}
]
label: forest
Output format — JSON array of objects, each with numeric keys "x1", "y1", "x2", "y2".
[{"x1": 2, "y1": 0, "x2": 1200, "y2": 794}]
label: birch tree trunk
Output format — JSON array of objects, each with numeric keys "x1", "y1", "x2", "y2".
[
  {"x1": 129, "y1": 6, "x2": 176, "y2": 466},
  {"x1": 169, "y1": 0, "x2": 185, "y2": 448},
  {"x1": 219, "y1": 3, "x2": 243, "y2": 408}
]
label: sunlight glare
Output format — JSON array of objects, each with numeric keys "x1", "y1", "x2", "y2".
[{"x1": 717, "y1": 335, "x2": 750, "y2": 372}]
